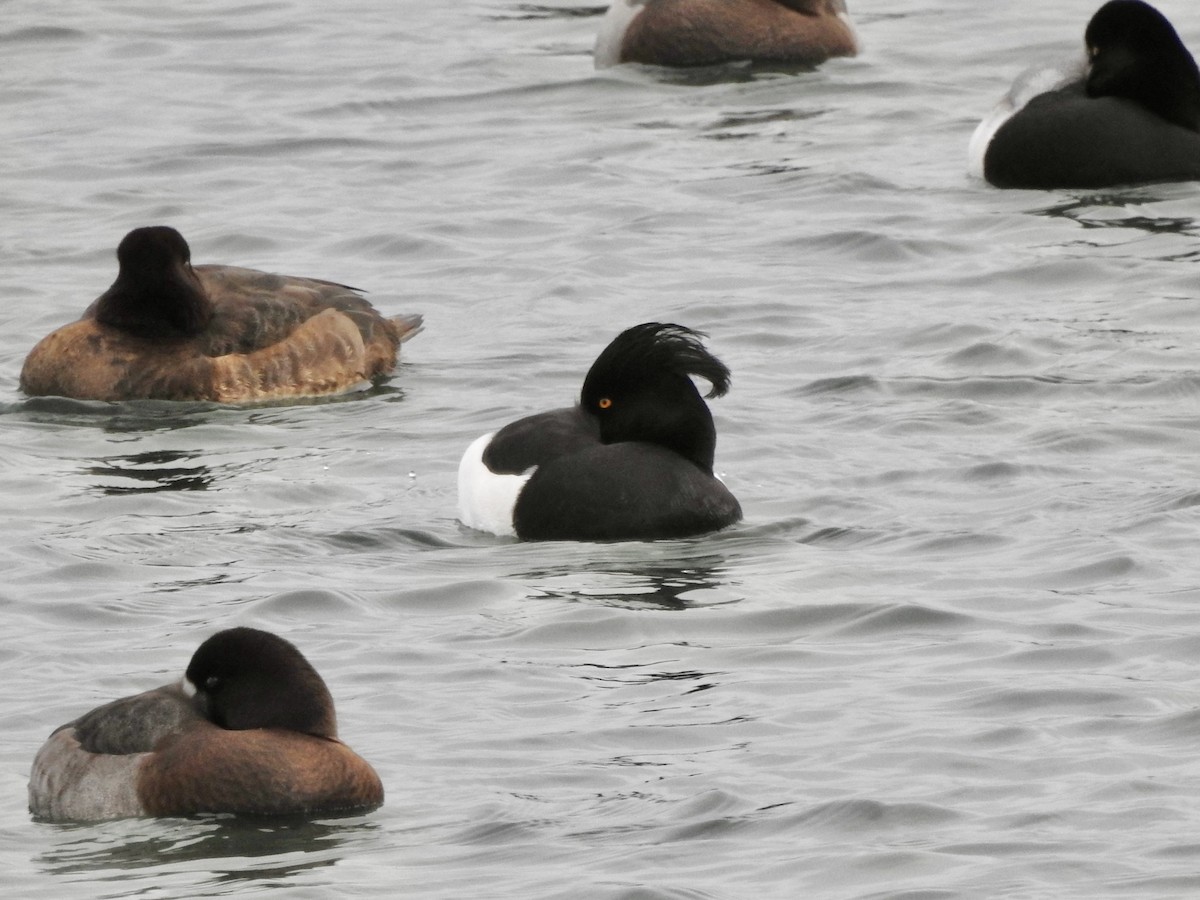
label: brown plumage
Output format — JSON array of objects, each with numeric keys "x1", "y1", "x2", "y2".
[
  {"x1": 137, "y1": 723, "x2": 384, "y2": 817},
  {"x1": 19, "y1": 226, "x2": 422, "y2": 402},
  {"x1": 29, "y1": 628, "x2": 384, "y2": 821},
  {"x1": 597, "y1": 0, "x2": 859, "y2": 69}
]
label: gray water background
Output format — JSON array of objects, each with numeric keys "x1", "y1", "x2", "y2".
[{"x1": 3, "y1": 1, "x2": 1200, "y2": 897}]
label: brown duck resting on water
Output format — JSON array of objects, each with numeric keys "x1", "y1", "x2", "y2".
[
  {"x1": 19, "y1": 226, "x2": 423, "y2": 403},
  {"x1": 594, "y1": 0, "x2": 859, "y2": 69},
  {"x1": 29, "y1": 627, "x2": 384, "y2": 821}
]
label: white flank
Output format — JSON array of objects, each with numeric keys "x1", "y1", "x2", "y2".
[
  {"x1": 457, "y1": 432, "x2": 535, "y2": 538},
  {"x1": 594, "y1": 0, "x2": 648, "y2": 69},
  {"x1": 968, "y1": 58, "x2": 1086, "y2": 179}
]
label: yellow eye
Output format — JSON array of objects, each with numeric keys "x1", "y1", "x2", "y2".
[{"x1": 598, "y1": 398, "x2": 612, "y2": 410}]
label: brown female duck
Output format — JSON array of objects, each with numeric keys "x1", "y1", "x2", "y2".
[
  {"x1": 595, "y1": 0, "x2": 859, "y2": 69},
  {"x1": 29, "y1": 627, "x2": 384, "y2": 821},
  {"x1": 20, "y1": 226, "x2": 422, "y2": 402}
]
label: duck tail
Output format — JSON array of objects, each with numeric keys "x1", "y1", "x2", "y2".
[{"x1": 389, "y1": 313, "x2": 424, "y2": 343}]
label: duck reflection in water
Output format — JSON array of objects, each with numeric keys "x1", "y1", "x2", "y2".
[
  {"x1": 36, "y1": 816, "x2": 378, "y2": 882},
  {"x1": 1034, "y1": 194, "x2": 1198, "y2": 235},
  {"x1": 528, "y1": 556, "x2": 742, "y2": 611},
  {"x1": 87, "y1": 449, "x2": 215, "y2": 495}
]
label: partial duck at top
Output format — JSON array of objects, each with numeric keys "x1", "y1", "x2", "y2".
[
  {"x1": 970, "y1": 0, "x2": 1200, "y2": 189},
  {"x1": 458, "y1": 322, "x2": 742, "y2": 542},
  {"x1": 595, "y1": 0, "x2": 858, "y2": 70},
  {"x1": 20, "y1": 226, "x2": 422, "y2": 403}
]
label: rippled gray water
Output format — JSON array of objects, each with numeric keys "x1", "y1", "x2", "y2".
[{"x1": 4, "y1": 1, "x2": 1200, "y2": 897}]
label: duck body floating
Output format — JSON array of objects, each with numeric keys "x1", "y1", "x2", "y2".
[
  {"x1": 595, "y1": 0, "x2": 858, "y2": 69},
  {"x1": 29, "y1": 627, "x2": 384, "y2": 821},
  {"x1": 20, "y1": 226, "x2": 422, "y2": 403},
  {"x1": 459, "y1": 323, "x2": 742, "y2": 542},
  {"x1": 971, "y1": 0, "x2": 1200, "y2": 189}
]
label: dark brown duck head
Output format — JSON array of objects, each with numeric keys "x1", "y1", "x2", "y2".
[
  {"x1": 185, "y1": 627, "x2": 339, "y2": 739},
  {"x1": 94, "y1": 226, "x2": 213, "y2": 338}
]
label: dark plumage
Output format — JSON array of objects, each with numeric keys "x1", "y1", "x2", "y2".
[
  {"x1": 29, "y1": 628, "x2": 384, "y2": 821},
  {"x1": 20, "y1": 226, "x2": 422, "y2": 402},
  {"x1": 974, "y1": 1, "x2": 1200, "y2": 189},
  {"x1": 1085, "y1": 0, "x2": 1200, "y2": 130},
  {"x1": 459, "y1": 323, "x2": 742, "y2": 541},
  {"x1": 579, "y1": 323, "x2": 731, "y2": 472}
]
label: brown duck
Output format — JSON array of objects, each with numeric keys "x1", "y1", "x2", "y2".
[
  {"x1": 29, "y1": 627, "x2": 384, "y2": 821},
  {"x1": 20, "y1": 226, "x2": 422, "y2": 402},
  {"x1": 595, "y1": 0, "x2": 859, "y2": 69}
]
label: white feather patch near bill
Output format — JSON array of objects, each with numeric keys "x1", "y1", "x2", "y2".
[{"x1": 457, "y1": 432, "x2": 535, "y2": 537}]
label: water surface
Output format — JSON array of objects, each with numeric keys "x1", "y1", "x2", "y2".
[{"x1": 4, "y1": 1, "x2": 1200, "y2": 898}]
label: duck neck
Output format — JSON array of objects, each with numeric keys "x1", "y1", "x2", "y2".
[
  {"x1": 1160, "y1": 60, "x2": 1200, "y2": 131},
  {"x1": 1092, "y1": 59, "x2": 1200, "y2": 131},
  {"x1": 95, "y1": 265, "x2": 213, "y2": 339},
  {"x1": 599, "y1": 377, "x2": 718, "y2": 473}
]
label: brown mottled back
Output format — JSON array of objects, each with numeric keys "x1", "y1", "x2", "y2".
[
  {"x1": 20, "y1": 264, "x2": 422, "y2": 403},
  {"x1": 188, "y1": 266, "x2": 394, "y2": 356}
]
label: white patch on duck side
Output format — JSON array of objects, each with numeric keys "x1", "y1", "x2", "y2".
[
  {"x1": 839, "y1": 11, "x2": 862, "y2": 54},
  {"x1": 968, "y1": 57, "x2": 1087, "y2": 179},
  {"x1": 457, "y1": 432, "x2": 535, "y2": 537},
  {"x1": 594, "y1": 0, "x2": 649, "y2": 69},
  {"x1": 28, "y1": 729, "x2": 147, "y2": 821}
]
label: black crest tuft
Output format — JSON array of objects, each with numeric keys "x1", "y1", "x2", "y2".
[
  {"x1": 581, "y1": 323, "x2": 731, "y2": 403},
  {"x1": 577, "y1": 323, "x2": 731, "y2": 470}
]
